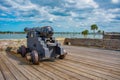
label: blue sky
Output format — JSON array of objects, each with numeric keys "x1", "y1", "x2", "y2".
[{"x1": 0, "y1": 0, "x2": 120, "y2": 32}]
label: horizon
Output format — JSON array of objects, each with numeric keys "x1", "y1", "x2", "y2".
[
  {"x1": 0, "y1": 0, "x2": 120, "y2": 32},
  {"x1": 1, "y1": 31, "x2": 120, "y2": 34}
]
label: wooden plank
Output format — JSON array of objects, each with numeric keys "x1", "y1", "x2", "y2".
[
  {"x1": 6, "y1": 53, "x2": 43, "y2": 80},
  {"x1": 32, "y1": 65, "x2": 66, "y2": 80},
  {"x1": 0, "y1": 55, "x2": 16, "y2": 80},
  {"x1": 56, "y1": 59, "x2": 120, "y2": 80},
  {"x1": 67, "y1": 54, "x2": 120, "y2": 73},
  {"x1": 43, "y1": 62, "x2": 92, "y2": 80},
  {"x1": 65, "y1": 58, "x2": 120, "y2": 78},
  {"x1": 69, "y1": 50, "x2": 120, "y2": 64},
  {"x1": 42, "y1": 62, "x2": 88, "y2": 80},
  {"x1": 7, "y1": 52, "x2": 54, "y2": 80},
  {"x1": 40, "y1": 63, "x2": 79, "y2": 80},
  {"x1": 0, "y1": 69, "x2": 4, "y2": 80},
  {"x1": 67, "y1": 56, "x2": 120, "y2": 75},
  {"x1": 8, "y1": 52, "x2": 75, "y2": 80},
  {"x1": 0, "y1": 53, "x2": 28, "y2": 80},
  {"x1": 46, "y1": 61, "x2": 105, "y2": 80}
]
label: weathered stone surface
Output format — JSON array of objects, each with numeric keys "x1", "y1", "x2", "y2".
[
  {"x1": 103, "y1": 34, "x2": 120, "y2": 39},
  {"x1": 0, "y1": 39, "x2": 26, "y2": 52},
  {"x1": 64, "y1": 38, "x2": 120, "y2": 50}
]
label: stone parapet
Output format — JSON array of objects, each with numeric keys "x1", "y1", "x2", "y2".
[{"x1": 64, "y1": 38, "x2": 120, "y2": 50}]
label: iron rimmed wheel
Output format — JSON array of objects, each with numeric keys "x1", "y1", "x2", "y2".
[
  {"x1": 31, "y1": 50, "x2": 39, "y2": 65},
  {"x1": 59, "y1": 50, "x2": 67, "y2": 59},
  {"x1": 21, "y1": 45, "x2": 27, "y2": 57}
]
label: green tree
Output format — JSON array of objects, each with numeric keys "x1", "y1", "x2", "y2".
[
  {"x1": 97, "y1": 30, "x2": 101, "y2": 34},
  {"x1": 98, "y1": 30, "x2": 105, "y2": 35},
  {"x1": 82, "y1": 30, "x2": 89, "y2": 38},
  {"x1": 91, "y1": 24, "x2": 98, "y2": 38},
  {"x1": 97, "y1": 30, "x2": 102, "y2": 34}
]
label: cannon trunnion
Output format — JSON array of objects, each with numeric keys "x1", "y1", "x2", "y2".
[{"x1": 18, "y1": 26, "x2": 67, "y2": 64}]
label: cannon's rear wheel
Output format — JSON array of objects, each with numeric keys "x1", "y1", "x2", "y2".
[
  {"x1": 31, "y1": 50, "x2": 39, "y2": 65},
  {"x1": 21, "y1": 45, "x2": 27, "y2": 57}
]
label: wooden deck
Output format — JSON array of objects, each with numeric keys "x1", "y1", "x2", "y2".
[{"x1": 0, "y1": 46, "x2": 120, "y2": 80}]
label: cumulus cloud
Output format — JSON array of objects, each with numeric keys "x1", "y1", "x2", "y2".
[
  {"x1": 112, "y1": 0, "x2": 120, "y2": 4},
  {"x1": 0, "y1": 4, "x2": 9, "y2": 11},
  {"x1": 64, "y1": 0, "x2": 99, "y2": 9}
]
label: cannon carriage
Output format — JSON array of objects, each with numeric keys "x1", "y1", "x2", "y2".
[{"x1": 17, "y1": 26, "x2": 67, "y2": 64}]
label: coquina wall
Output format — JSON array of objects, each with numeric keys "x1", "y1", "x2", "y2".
[
  {"x1": 0, "y1": 39, "x2": 26, "y2": 52},
  {"x1": 64, "y1": 38, "x2": 120, "y2": 50}
]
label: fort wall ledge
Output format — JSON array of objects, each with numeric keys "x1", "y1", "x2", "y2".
[{"x1": 64, "y1": 38, "x2": 120, "y2": 50}]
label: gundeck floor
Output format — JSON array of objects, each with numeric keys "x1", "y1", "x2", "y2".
[{"x1": 0, "y1": 46, "x2": 120, "y2": 80}]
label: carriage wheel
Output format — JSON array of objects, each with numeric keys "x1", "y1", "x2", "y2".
[
  {"x1": 31, "y1": 50, "x2": 39, "y2": 65},
  {"x1": 59, "y1": 50, "x2": 67, "y2": 59},
  {"x1": 21, "y1": 45, "x2": 27, "y2": 57}
]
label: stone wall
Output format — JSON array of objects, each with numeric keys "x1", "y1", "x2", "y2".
[
  {"x1": 0, "y1": 39, "x2": 26, "y2": 52},
  {"x1": 64, "y1": 38, "x2": 120, "y2": 50},
  {"x1": 103, "y1": 34, "x2": 120, "y2": 39}
]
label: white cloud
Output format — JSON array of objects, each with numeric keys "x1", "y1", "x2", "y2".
[
  {"x1": 69, "y1": 11, "x2": 78, "y2": 17},
  {"x1": 56, "y1": 24, "x2": 61, "y2": 28},
  {"x1": 65, "y1": 0, "x2": 99, "y2": 9},
  {"x1": 111, "y1": 0, "x2": 120, "y2": 4},
  {"x1": 0, "y1": 5, "x2": 9, "y2": 11},
  {"x1": 0, "y1": 0, "x2": 57, "y2": 22},
  {"x1": 1, "y1": 13, "x2": 6, "y2": 16},
  {"x1": 108, "y1": 8, "x2": 120, "y2": 13},
  {"x1": 89, "y1": 9, "x2": 117, "y2": 22}
]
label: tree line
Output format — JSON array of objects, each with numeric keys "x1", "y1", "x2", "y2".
[{"x1": 0, "y1": 31, "x2": 25, "y2": 34}]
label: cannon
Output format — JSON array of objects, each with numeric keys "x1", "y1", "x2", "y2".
[{"x1": 17, "y1": 26, "x2": 67, "y2": 64}]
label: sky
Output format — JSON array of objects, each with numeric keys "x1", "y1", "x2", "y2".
[{"x1": 0, "y1": 0, "x2": 120, "y2": 32}]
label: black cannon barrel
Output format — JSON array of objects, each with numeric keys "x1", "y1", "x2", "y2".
[{"x1": 24, "y1": 26, "x2": 54, "y2": 37}]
